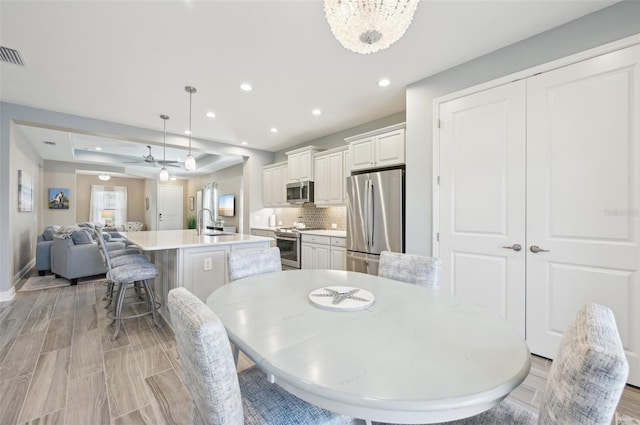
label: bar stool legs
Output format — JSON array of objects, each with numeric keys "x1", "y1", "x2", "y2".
[{"x1": 109, "y1": 278, "x2": 161, "y2": 340}]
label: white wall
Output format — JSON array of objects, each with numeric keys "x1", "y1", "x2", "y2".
[
  {"x1": 10, "y1": 126, "x2": 44, "y2": 286},
  {"x1": 405, "y1": 0, "x2": 640, "y2": 256}
]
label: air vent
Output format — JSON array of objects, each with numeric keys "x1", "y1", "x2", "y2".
[{"x1": 0, "y1": 46, "x2": 26, "y2": 66}]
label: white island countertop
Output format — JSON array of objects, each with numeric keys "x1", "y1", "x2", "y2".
[{"x1": 119, "y1": 229, "x2": 272, "y2": 251}]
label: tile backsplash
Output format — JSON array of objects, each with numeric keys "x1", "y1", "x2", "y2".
[{"x1": 274, "y1": 205, "x2": 346, "y2": 230}]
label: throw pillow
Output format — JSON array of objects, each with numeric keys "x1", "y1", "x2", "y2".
[
  {"x1": 42, "y1": 225, "x2": 60, "y2": 241},
  {"x1": 71, "y1": 229, "x2": 93, "y2": 245}
]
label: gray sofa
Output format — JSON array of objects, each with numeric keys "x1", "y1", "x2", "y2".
[
  {"x1": 51, "y1": 228, "x2": 125, "y2": 285},
  {"x1": 36, "y1": 225, "x2": 60, "y2": 276}
]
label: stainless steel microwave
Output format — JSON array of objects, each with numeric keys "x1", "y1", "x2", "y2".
[{"x1": 286, "y1": 181, "x2": 314, "y2": 204}]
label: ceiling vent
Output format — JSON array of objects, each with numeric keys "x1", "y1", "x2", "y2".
[{"x1": 0, "y1": 46, "x2": 26, "y2": 66}]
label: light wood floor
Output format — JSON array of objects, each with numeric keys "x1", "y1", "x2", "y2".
[{"x1": 1, "y1": 273, "x2": 638, "y2": 425}]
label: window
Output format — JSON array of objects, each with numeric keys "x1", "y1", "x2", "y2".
[{"x1": 90, "y1": 185, "x2": 127, "y2": 227}]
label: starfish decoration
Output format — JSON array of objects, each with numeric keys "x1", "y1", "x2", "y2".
[{"x1": 311, "y1": 288, "x2": 371, "y2": 305}]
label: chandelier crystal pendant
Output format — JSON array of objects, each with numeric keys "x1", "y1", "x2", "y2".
[
  {"x1": 184, "y1": 86, "x2": 197, "y2": 171},
  {"x1": 159, "y1": 114, "x2": 170, "y2": 182},
  {"x1": 324, "y1": 0, "x2": 419, "y2": 54}
]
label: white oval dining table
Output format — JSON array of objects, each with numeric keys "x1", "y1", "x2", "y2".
[{"x1": 206, "y1": 269, "x2": 531, "y2": 424}]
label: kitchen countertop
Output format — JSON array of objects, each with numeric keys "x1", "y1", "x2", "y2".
[{"x1": 120, "y1": 229, "x2": 272, "y2": 251}]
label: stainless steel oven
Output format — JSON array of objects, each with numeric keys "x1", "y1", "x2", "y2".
[{"x1": 275, "y1": 230, "x2": 300, "y2": 269}]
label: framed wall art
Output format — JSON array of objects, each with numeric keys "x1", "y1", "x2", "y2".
[
  {"x1": 48, "y1": 187, "x2": 70, "y2": 210},
  {"x1": 18, "y1": 170, "x2": 33, "y2": 212}
]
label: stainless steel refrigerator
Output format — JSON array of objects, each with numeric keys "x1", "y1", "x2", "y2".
[{"x1": 346, "y1": 168, "x2": 404, "y2": 275}]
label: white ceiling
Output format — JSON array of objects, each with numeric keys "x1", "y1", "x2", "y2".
[{"x1": 0, "y1": 0, "x2": 618, "y2": 177}]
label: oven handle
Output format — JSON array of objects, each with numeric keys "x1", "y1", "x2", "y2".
[{"x1": 276, "y1": 236, "x2": 298, "y2": 242}]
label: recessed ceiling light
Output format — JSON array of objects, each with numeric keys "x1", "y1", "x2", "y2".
[
  {"x1": 206, "y1": 111, "x2": 216, "y2": 118},
  {"x1": 270, "y1": 128, "x2": 278, "y2": 133},
  {"x1": 43, "y1": 141, "x2": 56, "y2": 146},
  {"x1": 184, "y1": 130, "x2": 192, "y2": 135},
  {"x1": 241, "y1": 141, "x2": 248, "y2": 145},
  {"x1": 378, "y1": 78, "x2": 391, "y2": 87},
  {"x1": 312, "y1": 109, "x2": 322, "y2": 116},
  {"x1": 95, "y1": 147, "x2": 102, "y2": 151},
  {"x1": 240, "y1": 83, "x2": 252, "y2": 92}
]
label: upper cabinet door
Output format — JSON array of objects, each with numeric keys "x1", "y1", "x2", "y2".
[
  {"x1": 288, "y1": 153, "x2": 301, "y2": 182},
  {"x1": 349, "y1": 127, "x2": 405, "y2": 172},
  {"x1": 375, "y1": 129, "x2": 405, "y2": 168},
  {"x1": 349, "y1": 137, "x2": 375, "y2": 171}
]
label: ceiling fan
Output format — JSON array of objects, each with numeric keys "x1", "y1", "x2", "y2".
[{"x1": 125, "y1": 145, "x2": 180, "y2": 167}]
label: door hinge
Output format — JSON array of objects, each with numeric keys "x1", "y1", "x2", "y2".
[
  {"x1": 437, "y1": 176, "x2": 440, "y2": 185},
  {"x1": 436, "y1": 232, "x2": 440, "y2": 242},
  {"x1": 438, "y1": 119, "x2": 442, "y2": 129}
]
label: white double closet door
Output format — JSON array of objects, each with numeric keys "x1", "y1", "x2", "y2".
[{"x1": 438, "y1": 44, "x2": 639, "y2": 385}]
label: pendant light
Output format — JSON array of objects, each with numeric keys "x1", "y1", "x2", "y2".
[
  {"x1": 158, "y1": 114, "x2": 170, "y2": 182},
  {"x1": 184, "y1": 86, "x2": 197, "y2": 171}
]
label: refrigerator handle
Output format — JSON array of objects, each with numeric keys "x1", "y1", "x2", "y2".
[
  {"x1": 364, "y1": 179, "x2": 370, "y2": 247},
  {"x1": 369, "y1": 181, "x2": 375, "y2": 248}
]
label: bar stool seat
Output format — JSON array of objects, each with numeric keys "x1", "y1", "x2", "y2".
[{"x1": 107, "y1": 262, "x2": 160, "y2": 340}]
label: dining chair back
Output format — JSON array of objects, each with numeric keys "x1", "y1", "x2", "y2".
[
  {"x1": 227, "y1": 247, "x2": 281, "y2": 282},
  {"x1": 379, "y1": 303, "x2": 628, "y2": 425},
  {"x1": 168, "y1": 287, "x2": 357, "y2": 425},
  {"x1": 378, "y1": 251, "x2": 441, "y2": 288},
  {"x1": 537, "y1": 303, "x2": 628, "y2": 425}
]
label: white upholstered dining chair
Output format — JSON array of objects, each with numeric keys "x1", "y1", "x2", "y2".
[
  {"x1": 379, "y1": 303, "x2": 629, "y2": 425},
  {"x1": 168, "y1": 287, "x2": 357, "y2": 425},
  {"x1": 227, "y1": 247, "x2": 282, "y2": 282},
  {"x1": 378, "y1": 251, "x2": 441, "y2": 288}
]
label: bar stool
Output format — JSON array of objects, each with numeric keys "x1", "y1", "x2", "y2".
[
  {"x1": 94, "y1": 229, "x2": 149, "y2": 307},
  {"x1": 95, "y1": 228, "x2": 161, "y2": 340}
]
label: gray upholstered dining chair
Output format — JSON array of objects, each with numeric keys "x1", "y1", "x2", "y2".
[
  {"x1": 379, "y1": 303, "x2": 629, "y2": 425},
  {"x1": 227, "y1": 247, "x2": 282, "y2": 282},
  {"x1": 378, "y1": 251, "x2": 441, "y2": 288},
  {"x1": 168, "y1": 287, "x2": 357, "y2": 425}
]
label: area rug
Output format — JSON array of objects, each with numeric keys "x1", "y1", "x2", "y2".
[
  {"x1": 19, "y1": 274, "x2": 106, "y2": 292},
  {"x1": 617, "y1": 412, "x2": 640, "y2": 425}
]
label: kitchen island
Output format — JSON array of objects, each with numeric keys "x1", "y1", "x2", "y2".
[{"x1": 119, "y1": 229, "x2": 271, "y2": 321}]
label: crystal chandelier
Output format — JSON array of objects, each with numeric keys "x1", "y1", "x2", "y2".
[
  {"x1": 184, "y1": 86, "x2": 197, "y2": 171},
  {"x1": 159, "y1": 114, "x2": 170, "y2": 182},
  {"x1": 324, "y1": 0, "x2": 419, "y2": 54}
]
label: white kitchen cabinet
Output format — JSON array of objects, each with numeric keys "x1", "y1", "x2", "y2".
[
  {"x1": 313, "y1": 146, "x2": 348, "y2": 206},
  {"x1": 262, "y1": 162, "x2": 287, "y2": 207},
  {"x1": 286, "y1": 146, "x2": 323, "y2": 182},
  {"x1": 301, "y1": 234, "x2": 346, "y2": 270},
  {"x1": 301, "y1": 241, "x2": 330, "y2": 269},
  {"x1": 347, "y1": 123, "x2": 405, "y2": 171},
  {"x1": 330, "y1": 237, "x2": 346, "y2": 271}
]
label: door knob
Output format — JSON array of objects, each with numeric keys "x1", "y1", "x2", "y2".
[
  {"x1": 530, "y1": 245, "x2": 550, "y2": 253},
  {"x1": 502, "y1": 244, "x2": 522, "y2": 251}
]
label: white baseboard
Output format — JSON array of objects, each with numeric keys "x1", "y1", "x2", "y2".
[{"x1": 0, "y1": 286, "x2": 16, "y2": 302}]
